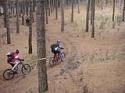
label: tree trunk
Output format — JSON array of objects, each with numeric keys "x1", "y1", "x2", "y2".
[
  {"x1": 33, "y1": 0, "x2": 36, "y2": 12},
  {"x1": 122, "y1": 0, "x2": 125, "y2": 21},
  {"x1": 91, "y1": 0, "x2": 95, "y2": 38},
  {"x1": 29, "y1": 0, "x2": 33, "y2": 54},
  {"x1": 71, "y1": 0, "x2": 74, "y2": 22},
  {"x1": 85, "y1": 0, "x2": 91, "y2": 32},
  {"x1": 22, "y1": 15, "x2": 25, "y2": 25},
  {"x1": 18, "y1": 1, "x2": 21, "y2": 17},
  {"x1": 22, "y1": 1, "x2": 24, "y2": 24},
  {"x1": 6, "y1": 0, "x2": 11, "y2": 44},
  {"x1": 45, "y1": 0, "x2": 48, "y2": 24},
  {"x1": 90, "y1": 0, "x2": 93, "y2": 25},
  {"x1": 16, "y1": 0, "x2": 20, "y2": 33},
  {"x1": 61, "y1": 0, "x2": 64, "y2": 32},
  {"x1": 77, "y1": 0, "x2": 80, "y2": 13},
  {"x1": 26, "y1": 0, "x2": 29, "y2": 16},
  {"x1": 47, "y1": 0, "x2": 50, "y2": 16},
  {"x1": 48, "y1": 0, "x2": 51, "y2": 16},
  {"x1": 55, "y1": 0, "x2": 58, "y2": 19},
  {"x1": 112, "y1": 0, "x2": 115, "y2": 21},
  {"x1": 3, "y1": 4, "x2": 7, "y2": 28},
  {"x1": 12, "y1": 2, "x2": 14, "y2": 14},
  {"x1": 20, "y1": 1, "x2": 23, "y2": 14},
  {"x1": 36, "y1": 0, "x2": 48, "y2": 92},
  {"x1": 120, "y1": 0, "x2": 123, "y2": 10},
  {"x1": 50, "y1": 0, "x2": 54, "y2": 13}
]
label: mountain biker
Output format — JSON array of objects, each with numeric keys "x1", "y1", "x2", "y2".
[
  {"x1": 51, "y1": 40, "x2": 64, "y2": 61},
  {"x1": 6, "y1": 49, "x2": 20, "y2": 71},
  {"x1": 25, "y1": 16, "x2": 30, "y2": 26}
]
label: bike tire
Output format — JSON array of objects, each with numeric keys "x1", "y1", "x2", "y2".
[
  {"x1": 21, "y1": 64, "x2": 31, "y2": 75},
  {"x1": 60, "y1": 52, "x2": 65, "y2": 62},
  {"x1": 3, "y1": 69, "x2": 14, "y2": 80},
  {"x1": 16, "y1": 63, "x2": 23, "y2": 74}
]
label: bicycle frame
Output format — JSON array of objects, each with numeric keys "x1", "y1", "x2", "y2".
[
  {"x1": 11, "y1": 60, "x2": 24, "y2": 71},
  {"x1": 11, "y1": 61, "x2": 20, "y2": 70},
  {"x1": 53, "y1": 51, "x2": 64, "y2": 62}
]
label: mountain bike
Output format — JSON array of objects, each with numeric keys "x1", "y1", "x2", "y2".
[
  {"x1": 49, "y1": 49, "x2": 65, "y2": 67},
  {"x1": 3, "y1": 59, "x2": 31, "y2": 80}
]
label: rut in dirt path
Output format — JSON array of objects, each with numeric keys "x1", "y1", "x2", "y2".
[{"x1": 59, "y1": 34, "x2": 80, "y2": 75}]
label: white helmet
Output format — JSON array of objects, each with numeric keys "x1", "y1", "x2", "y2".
[
  {"x1": 6, "y1": 52, "x2": 11, "y2": 56},
  {"x1": 56, "y1": 40, "x2": 60, "y2": 44}
]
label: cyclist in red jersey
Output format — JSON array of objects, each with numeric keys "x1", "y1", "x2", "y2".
[{"x1": 6, "y1": 49, "x2": 20, "y2": 71}]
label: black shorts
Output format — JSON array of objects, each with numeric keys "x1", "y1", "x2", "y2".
[
  {"x1": 9, "y1": 62, "x2": 15, "y2": 67},
  {"x1": 51, "y1": 49, "x2": 60, "y2": 55}
]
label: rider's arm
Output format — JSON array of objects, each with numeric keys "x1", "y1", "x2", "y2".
[
  {"x1": 15, "y1": 54, "x2": 24, "y2": 61},
  {"x1": 59, "y1": 45, "x2": 64, "y2": 49}
]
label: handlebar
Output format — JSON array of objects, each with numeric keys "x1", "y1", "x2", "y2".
[
  {"x1": 61, "y1": 47, "x2": 64, "y2": 49},
  {"x1": 18, "y1": 59, "x2": 24, "y2": 61}
]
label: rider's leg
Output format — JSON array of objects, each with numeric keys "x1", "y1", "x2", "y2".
[
  {"x1": 54, "y1": 54, "x2": 56, "y2": 60},
  {"x1": 53, "y1": 51, "x2": 57, "y2": 60},
  {"x1": 9, "y1": 63, "x2": 15, "y2": 67},
  {"x1": 11, "y1": 60, "x2": 20, "y2": 71},
  {"x1": 52, "y1": 50, "x2": 56, "y2": 60},
  {"x1": 55, "y1": 51, "x2": 60, "y2": 61},
  {"x1": 57, "y1": 51, "x2": 60, "y2": 59}
]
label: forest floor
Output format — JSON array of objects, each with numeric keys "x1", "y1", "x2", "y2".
[{"x1": 0, "y1": 5, "x2": 125, "y2": 93}]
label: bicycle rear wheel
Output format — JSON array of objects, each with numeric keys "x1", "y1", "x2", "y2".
[
  {"x1": 21, "y1": 64, "x2": 31, "y2": 75},
  {"x1": 3, "y1": 69, "x2": 14, "y2": 80}
]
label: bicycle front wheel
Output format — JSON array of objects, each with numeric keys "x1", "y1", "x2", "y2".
[
  {"x1": 21, "y1": 64, "x2": 31, "y2": 75},
  {"x1": 3, "y1": 69, "x2": 14, "y2": 80},
  {"x1": 60, "y1": 52, "x2": 65, "y2": 62}
]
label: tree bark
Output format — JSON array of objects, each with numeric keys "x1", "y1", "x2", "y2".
[
  {"x1": 16, "y1": 0, "x2": 20, "y2": 33},
  {"x1": 45, "y1": 0, "x2": 48, "y2": 24},
  {"x1": 29, "y1": 0, "x2": 33, "y2": 54},
  {"x1": 71, "y1": 0, "x2": 74, "y2": 22},
  {"x1": 26, "y1": 0, "x2": 29, "y2": 16},
  {"x1": 55, "y1": 0, "x2": 58, "y2": 19},
  {"x1": 48, "y1": 0, "x2": 51, "y2": 16},
  {"x1": 77, "y1": 0, "x2": 80, "y2": 13},
  {"x1": 22, "y1": 1, "x2": 25, "y2": 25},
  {"x1": 122, "y1": 0, "x2": 125, "y2": 21},
  {"x1": 36, "y1": 0, "x2": 48, "y2": 92},
  {"x1": 91, "y1": 0, "x2": 95, "y2": 38},
  {"x1": 112, "y1": 0, "x2": 115, "y2": 21},
  {"x1": 5, "y1": 0, "x2": 11, "y2": 44},
  {"x1": 61, "y1": 0, "x2": 64, "y2": 32},
  {"x1": 3, "y1": 3, "x2": 7, "y2": 28},
  {"x1": 85, "y1": 0, "x2": 91, "y2": 32},
  {"x1": 33, "y1": 0, "x2": 36, "y2": 12}
]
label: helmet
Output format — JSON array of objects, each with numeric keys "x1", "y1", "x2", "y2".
[
  {"x1": 6, "y1": 52, "x2": 11, "y2": 56},
  {"x1": 56, "y1": 40, "x2": 60, "y2": 44},
  {"x1": 6, "y1": 52, "x2": 12, "y2": 57},
  {"x1": 16, "y1": 49, "x2": 19, "y2": 54}
]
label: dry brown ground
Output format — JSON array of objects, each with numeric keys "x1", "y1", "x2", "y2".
[{"x1": 0, "y1": 5, "x2": 125, "y2": 93}]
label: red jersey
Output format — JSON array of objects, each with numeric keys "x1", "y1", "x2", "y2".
[{"x1": 11, "y1": 52, "x2": 18, "y2": 62}]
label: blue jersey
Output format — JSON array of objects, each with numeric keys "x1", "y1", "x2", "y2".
[{"x1": 51, "y1": 43, "x2": 61, "y2": 51}]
